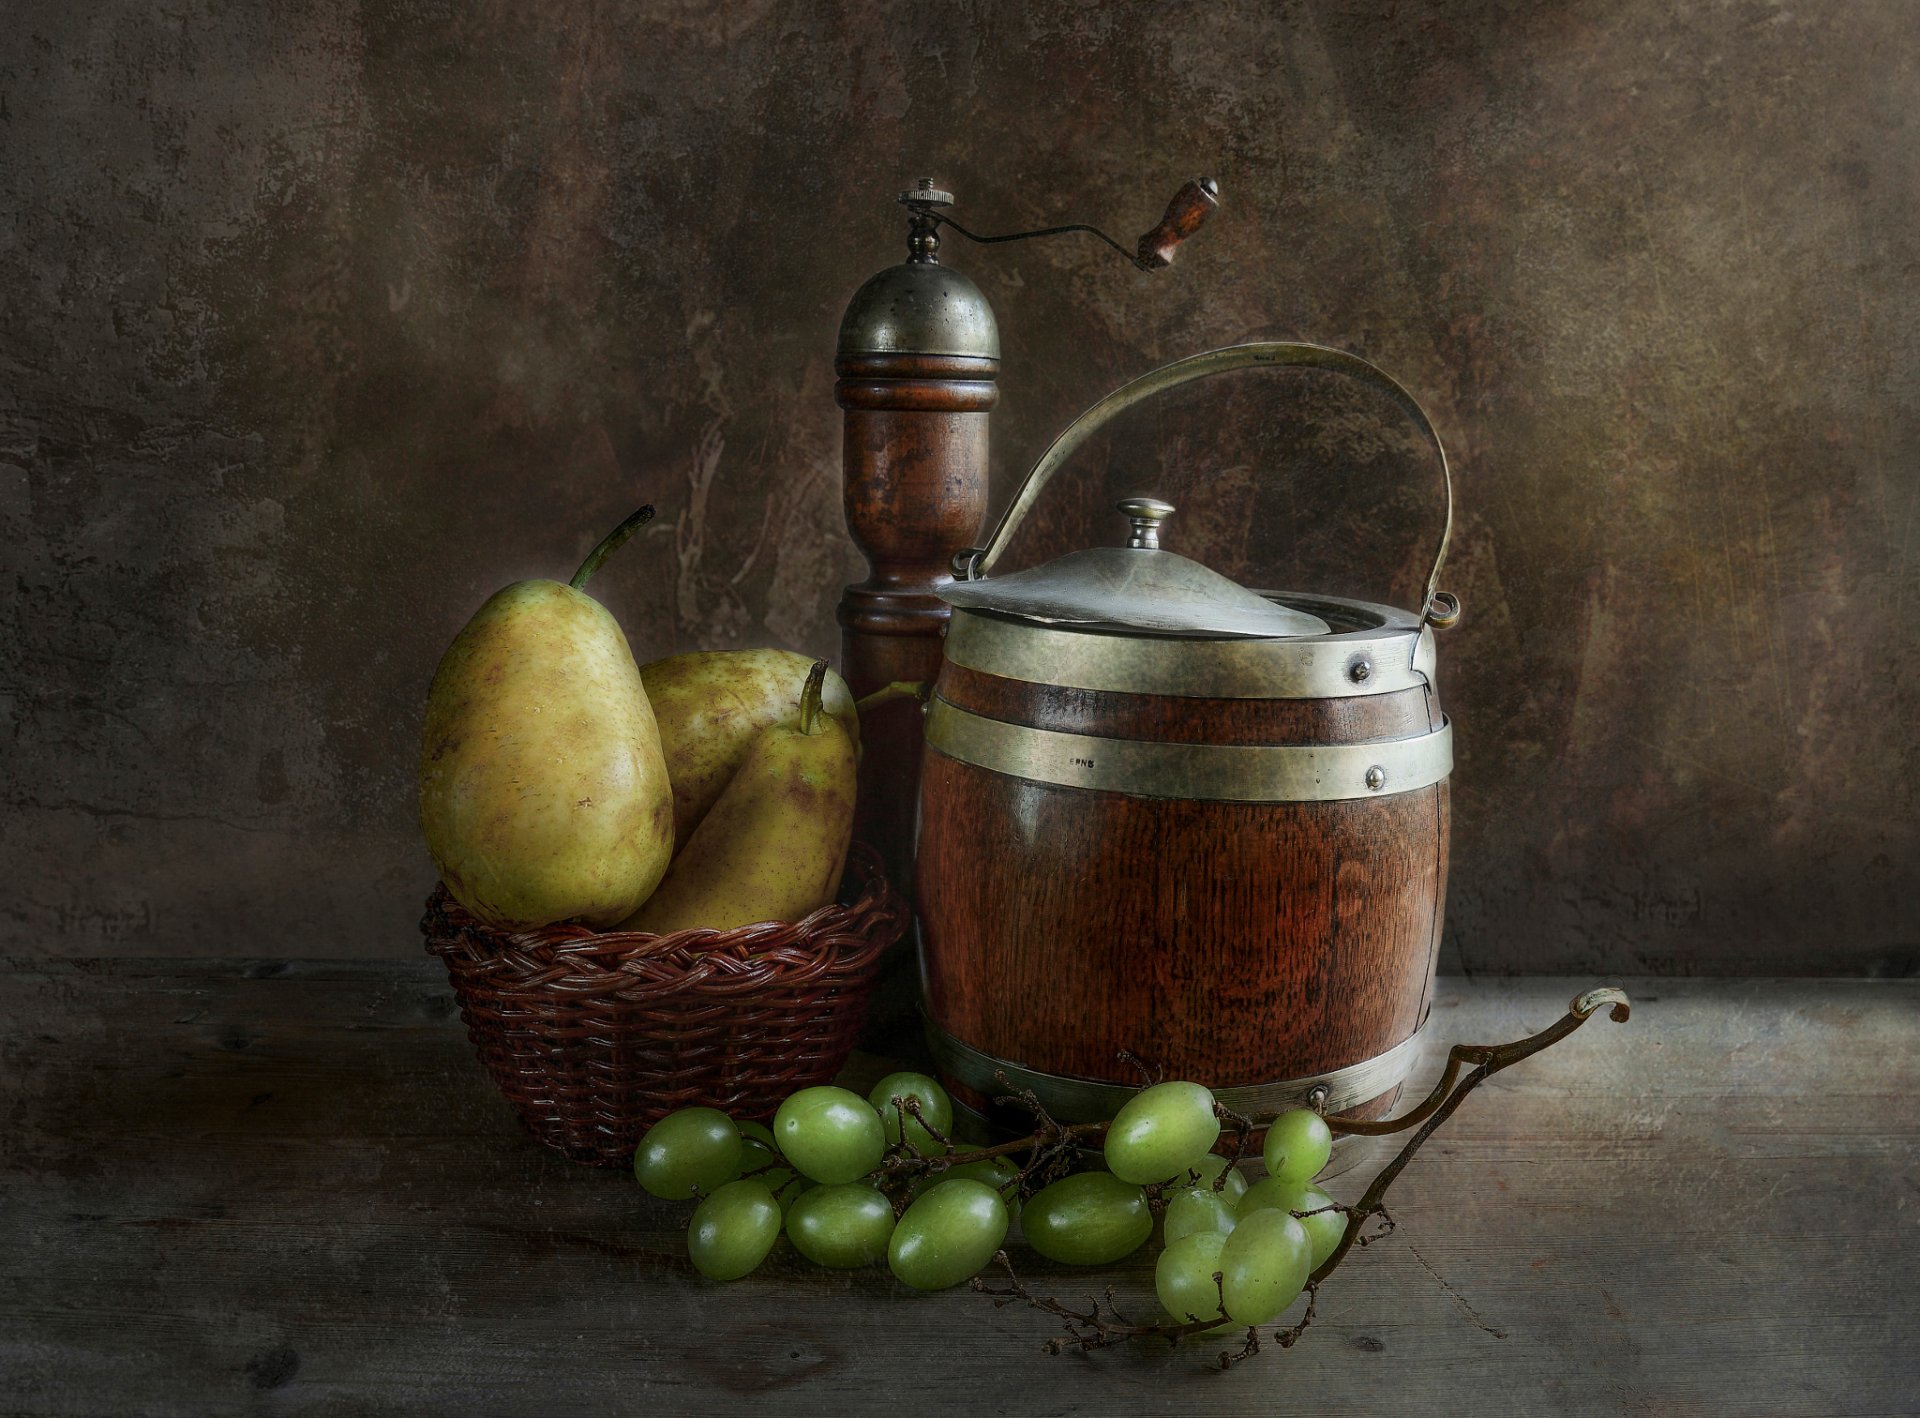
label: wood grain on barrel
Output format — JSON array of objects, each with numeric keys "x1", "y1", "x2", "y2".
[
  {"x1": 917, "y1": 662, "x2": 1448, "y2": 1097},
  {"x1": 918, "y1": 754, "x2": 1446, "y2": 1086}
]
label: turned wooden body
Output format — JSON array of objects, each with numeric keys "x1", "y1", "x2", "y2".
[
  {"x1": 836, "y1": 352, "x2": 997, "y2": 895},
  {"x1": 916, "y1": 658, "x2": 1449, "y2": 1115}
]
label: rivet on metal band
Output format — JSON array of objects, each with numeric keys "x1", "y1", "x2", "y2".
[
  {"x1": 924, "y1": 697, "x2": 1452, "y2": 804},
  {"x1": 924, "y1": 1019, "x2": 1429, "y2": 1123}
]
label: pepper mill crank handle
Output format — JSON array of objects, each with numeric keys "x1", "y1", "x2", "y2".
[{"x1": 1135, "y1": 178, "x2": 1221, "y2": 270}]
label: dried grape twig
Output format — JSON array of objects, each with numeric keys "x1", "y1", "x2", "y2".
[{"x1": 954, "y1": 986, "x2": 1632, "y2": 1357}]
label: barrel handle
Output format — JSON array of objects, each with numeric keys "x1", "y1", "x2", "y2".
[{"x1": 956, "y1": 341, "x2": 1459, "y2": 628}]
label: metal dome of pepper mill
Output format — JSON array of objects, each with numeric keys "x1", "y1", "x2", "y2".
[
  {"x1": 834, "y1": 176, "x2": 1221, "y2": 896},
  {"x1": 916, "y1": 341, "x2": 1464, "y2": 1138}
]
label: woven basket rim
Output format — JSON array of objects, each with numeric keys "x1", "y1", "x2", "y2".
[{"x1": 422, "y1": 840, "x2": 902, "y2": 985}]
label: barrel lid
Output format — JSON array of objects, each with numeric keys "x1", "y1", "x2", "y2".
[{"x1": 939, "y1": 497, "x2": 1331, "y2": 639}]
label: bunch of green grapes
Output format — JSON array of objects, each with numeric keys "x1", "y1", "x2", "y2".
[{"x1": 631, "y1": 1073, "x2": 1345, "y2": 1332}]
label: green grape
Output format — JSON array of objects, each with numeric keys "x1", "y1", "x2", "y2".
[
  {"x1": 1237, "y1": 1177, "x2": 1346, "y2": 1269},
  {"x1": 1262, "y1": 1108, "x2": 1332, "y2": 1187},
  {"x1": 734, "y1": 1135, "x2": 779, "y2": 1178},
  {"x1": 738, "y1": 1119, "x2": 779, "y2": 1152},
  {"x1": 686, "y1": 1179, "x2": 781, "y2": 1281},
  {"x1": 773, "y1": 1086, "x2": 886, "y2": 1184},
  {"x1": 1162, "y1": 1185, "x2": 1238, "y2": 1243},
  {"x1": 867, "y1": 1071, "x2": 954, "y2": 1153},
  {"x1": 1022, "y1": 1172, "x2": 1152, "y2": 1265},
  {"x1": 1185, "y1": 1152, "x2": 1249, "y2": 1202},
  {"x1": 1292, "y1": 1185, "x2": 1347, "y2": 1271},
  {"x1": 914, "y1": 1152, "x2": 1023, "y2": 1222},
  {"x1": 634, "y1": 1107, "x2": 742, "y2": 1199},
  {"x1": 766, "y1": 1167, "x2": 814, "y2": 1215},
  {"x1": 1219, "y1": 1208, "x2": 1312, "y2": 1325},
  {"x1": 887, "y1": 1178, "x2": 1009, "y2": 1291},
  {"x1": 949, "y1": 1157, "x2": 1023, "y2": 1221},
  {"x1": 1155, "y1": 1231, "x2": 1234, "y2": 1332},
  {"x1": 1235, "y1": 1175, "x2": 1300, "y2": 1218},
  {"x1": 785, "y1": 1183, "x2": 896, "y2": 1268},
  {"x1": 1104, "y1": 1081, "x2": 1221, "y2": 1184},
  {"x1": 740, "y1": 1152, "x2": 812, "y2": 1213}
]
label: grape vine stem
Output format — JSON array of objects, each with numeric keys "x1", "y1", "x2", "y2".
[
  {"x1": 971, "y1": 1251, "x2": 1256, "y2": 1359},
  {"x1": 938, "y1": 985, "x2": 1631, "y2": 1357}
]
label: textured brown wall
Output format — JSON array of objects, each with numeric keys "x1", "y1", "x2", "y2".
[{"x1": 3, "y1": 1, "x2": 1915, "y2": 971}]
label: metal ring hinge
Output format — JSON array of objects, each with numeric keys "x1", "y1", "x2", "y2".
[
  {"x1": 1423, "y1": 590, "x2": 1463, "y2": 631},
  {"x1": 924, "y1": 1019, "x2": 1429, "y2": 1123}
]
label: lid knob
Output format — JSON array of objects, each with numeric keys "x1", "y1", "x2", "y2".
[{"x1": 1117, "y1": 497, "x2": 1176, "y2": 550}]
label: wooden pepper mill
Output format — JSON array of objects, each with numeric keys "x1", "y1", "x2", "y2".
[{"x1": 835, "y1": 177, "x2": 1220, "y2": 894}]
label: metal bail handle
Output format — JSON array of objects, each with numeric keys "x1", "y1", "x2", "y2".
[{"x1": 956, "y1": 341, "x2": 1461, "y2": 629}]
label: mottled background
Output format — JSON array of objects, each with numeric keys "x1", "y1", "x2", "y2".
[{"x1": 3, "y1": 0, "x2": 1915, "y2": 972}]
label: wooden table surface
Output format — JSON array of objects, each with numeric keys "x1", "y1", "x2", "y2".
[{"x1": 1, "y1": 960, "x2": 1914, "y2": 1417}]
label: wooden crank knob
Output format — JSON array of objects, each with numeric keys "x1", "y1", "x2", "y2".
[{"x1": 1135, "y1": 178, "x2": 1220, "y2": 270}]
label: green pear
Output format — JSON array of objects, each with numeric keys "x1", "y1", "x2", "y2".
[
  {"x1": 640, "y1": 648, "x2": 859, "y2": 851},
  {"x1": 420, "y1": 507, "x2": 674, "y2": 929},
  {"x1": 621, "y1": 661, "x2": 856, "y2": 934}
]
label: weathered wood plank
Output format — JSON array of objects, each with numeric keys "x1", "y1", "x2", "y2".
[{"x1": 1, "y1": 963, "x2": 1914, "y2": 1417}]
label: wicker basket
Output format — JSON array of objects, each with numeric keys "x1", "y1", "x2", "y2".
[{"x1": 422, "y1": 842, "x2": 906, "y2": 1165}]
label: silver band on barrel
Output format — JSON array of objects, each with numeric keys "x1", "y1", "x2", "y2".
[
  {"x1": 943, "y1": 597, "x2": 1438, "y2": 702},
  {"x1": 923, "y1": 697, "x2": 1452, "y2": 803},
  {"x1": 924, "y1": 1018, "x2": 1427, "y2": 1122}
]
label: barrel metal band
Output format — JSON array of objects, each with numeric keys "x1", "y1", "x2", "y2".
[
  {"x1": 943, "y1": 598, "x2": 1437, "y2": 701},
  {"x1": 924, "y1": 698, "x2": 1451, "y2": 803},
  {"x1": 925, "y1": 1018, "x2": 1428, "y2": 1121}
]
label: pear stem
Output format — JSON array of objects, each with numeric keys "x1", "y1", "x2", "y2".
[
  {"x1": 798, "y1": 659, "x2": 829, "y2": 735},
  {"x1": 569, "y1": 505, "x2": 656, "y2": 589},
  {"x1": 854, "y1": 680, "x2": 930, "y2": 716}
]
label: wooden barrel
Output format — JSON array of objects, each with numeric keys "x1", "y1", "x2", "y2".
[{"x1": 915, "y1": 592, "x2": 1451, "y2": 1124}]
